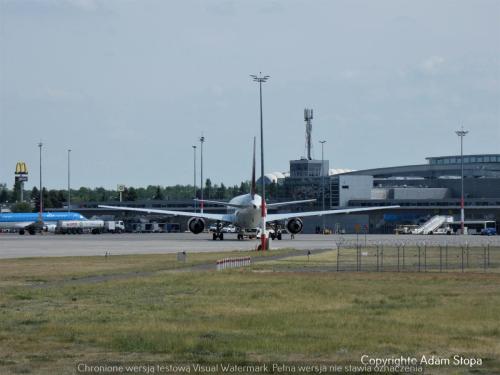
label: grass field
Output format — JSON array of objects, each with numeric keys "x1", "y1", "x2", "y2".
[
  {"x1": 1, "y1": 250, "x2": 499, "y2": 374},
  {"x1": 0, "y1": 249, "x2": 293, "y2": 286}
]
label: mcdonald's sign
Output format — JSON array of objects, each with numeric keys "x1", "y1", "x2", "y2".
[
  {"x1": 15, "y1": 162, "x2": 28, "y2": 182},
  {"x1": 15, "y1": 162, "x2": 28, "y2": 174}
]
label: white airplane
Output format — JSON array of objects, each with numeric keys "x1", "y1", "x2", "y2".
[{"x1": 100, "y1": 139, "x2": 399, "y2": 240}]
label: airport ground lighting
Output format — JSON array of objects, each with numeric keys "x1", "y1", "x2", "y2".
[
  {"x1": 319, "y1": 140, "x2": 327, "y2": 233},
  {"x1": 67, "y1": 149, "x2": 71, "y2": 212},
  {"x1": 192, "y1": 145, "x2": 197, "y2": 213},
  {"x1": 199, "y1": 135, "x2": 205, "y2": 214},
  {"x1": 38, "y1": 142, "x2": 43, "y2": 224},
  {"x1": 251, "y1": 72, "x2": 270, "y2": 250},
  {"x1": 455, "y1": 127, "x2": 469, "y2": 234}
]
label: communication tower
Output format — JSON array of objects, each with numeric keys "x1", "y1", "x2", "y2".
[{"x1": 304, "y1": 108, "x2": 313, "y2": 160}]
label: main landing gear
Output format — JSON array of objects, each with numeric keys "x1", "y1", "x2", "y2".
[
  {"x1": 269, "y1": 221, "x2": 282, "y2": 240},
  {"x1": 212, "y1": 221, "x2": 224, "y2": 240},
  {"x1": 270, "y1": 231, "x2": 282, "y2": 240},
  {"x1": 213, "y1": 232, "x2": 224, "y2": 240}
]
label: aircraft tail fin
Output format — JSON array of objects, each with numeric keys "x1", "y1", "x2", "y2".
[{"x1": 251, "y1": 137, "x2": 256, "y2": 198}]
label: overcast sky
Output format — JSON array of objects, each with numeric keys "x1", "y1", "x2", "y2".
[{"x1": 1, "y1": 0, "x2": 499, "y2": 190}]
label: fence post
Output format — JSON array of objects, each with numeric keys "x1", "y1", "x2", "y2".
[
  {"x1": 397, "y1": 244, "x2": 400, "y2": 272},
  {"x1": 466, "y1": 242, "x2": 469, "y2": 269},
  {"x1": 483, "y1": 245, "x2": 487, "y2": 273},
  {"x1": 445, "y1": 243, "x2": 448, "y2": 271},
  {"x1": 424, "y1": 242, "x2": 427, "y2": 272},
  {"x1": 358, "y1": 245, "x2": 362, "y2": 272},
  {"x1": 488, "y1": 243, "x2": 490, "y2": 268},
  {"x1": 355, "y1": 245, "x2": 358, "y2": 272},
  {"x1": 336, "y1": 246, "x2": 340, "y2": 272},
  {"x1": 356, "y1": 242, "x2": 362, "y2": 272},
  {"x1": 418, "y1": 244, "x2": 421, "y2": 272},
  {"x1": 381, "y1": 244, "x2": 384, "y2": 272},
  {"x1": 439, "y1": 245, "x2": 442, "y2": 272},
  {"x1": 461, "y1": 246, "x2": 464, "y2": 273},
  {"x1": 402, "y1": 244, "x2": 405, "y2": 271},
  {"x1": 377, "y1": 243, "x2": 380, "y2": 272}
]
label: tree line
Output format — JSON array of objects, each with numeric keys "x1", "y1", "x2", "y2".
[{"x1": 0, "y1": 180, "x2": 252, "y2": 212}]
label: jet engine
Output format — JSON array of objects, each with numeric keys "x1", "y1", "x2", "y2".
[
  {"x1": 188, "y1": 217, "x2": 205, "y2": 234},
  {"x1": 287, "y1": 218, "x2": 303, "y2": 234}
]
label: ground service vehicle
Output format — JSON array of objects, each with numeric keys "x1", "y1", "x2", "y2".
[
  {"x1": 55, "y1": 220, "x2": 105, "y2": 234},
  {"x1": 104, "y1": 220, "x2": 125, "y2": 233}
]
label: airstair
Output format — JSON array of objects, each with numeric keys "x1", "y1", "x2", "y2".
[{"x1": 412, "y1": 215, "x2": 453, "y2": 235}]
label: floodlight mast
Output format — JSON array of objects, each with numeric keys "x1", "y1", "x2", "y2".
[
  {"x1": 192, "y1": 145, "x2": 197, "y2": 213},
  {"x1": 319, "y1": 140, "x2": 327, "y2": 233},
  {"x1": 455, "y1": 127, "x2": 468, "y2": 234},
  {"x1": 67, "y1": 149, "x2": 71, "y2": 212},
  {"x1": 38, "y1": 142, "x2": 43, "y2": 225},
  {"x1": 199, "y1": 135, "x2": 205, "y2": 214},
  {"x1": 250, "y1": 73, "x2": 270, "y2": 251}
]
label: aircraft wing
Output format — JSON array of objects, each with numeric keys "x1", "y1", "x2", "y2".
[
  {"x1": 267, "y1": 205, "x2": 400, "y2": 222},
  {"x1": 98, "y1": 205, "x2": 234, "y2": 222},
  {"x1": 267, "y1": 199, "x2": 316, "y2": 208}
]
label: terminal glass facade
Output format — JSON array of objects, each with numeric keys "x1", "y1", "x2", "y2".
[{"x1": 427, "y1": 154, "x2": 500, "y2": 165}]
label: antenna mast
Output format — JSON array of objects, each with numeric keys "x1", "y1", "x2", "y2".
[{"x1": 304, "y1": 108, "x2": 313, "y2": 160}]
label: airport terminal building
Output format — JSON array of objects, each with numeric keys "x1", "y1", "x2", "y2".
[{"x1": 272, "y1": 154, "x2": 500, "y2": 233}]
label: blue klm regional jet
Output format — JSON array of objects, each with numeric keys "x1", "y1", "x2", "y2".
[{"x1": 0, "y1": 212, "x2": 87, "y2": 235}]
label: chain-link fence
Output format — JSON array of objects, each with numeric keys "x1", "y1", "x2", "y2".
[{"x1": 334, "y1": 242, "x2": 498, "y2": 273}]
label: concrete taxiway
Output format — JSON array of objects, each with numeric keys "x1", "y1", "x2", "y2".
[{"x1": 0, "y1": 232, "x2": 499, "y2": 259}]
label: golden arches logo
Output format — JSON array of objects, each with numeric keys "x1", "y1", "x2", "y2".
[{"x1": 15, "y1": 162, "x2": 28, "y2": 174}]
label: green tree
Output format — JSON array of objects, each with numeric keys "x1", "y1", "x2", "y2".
[
  {"x1": 204, "y1": 178, "x2": 212, "y2": 199},
  {"x1": 153, "y1": 185, "x2": 164, "y2": 200},
  {"x1": 12, "y1": 180, "x2": 22, "y2": 202},
  {"x1": 47, "y1": 190, "x2": 63, "y2": 208},
  {"x1": 41, "y1": 188, "x2": 51, "y2": 209},
  {"x1": 57, "y1": 190, "x2": 67, "y2": 207},
  {"x1": 31, "y1": 187, "x2": 40, "y2": 212},
  {"x1": 217, "y1": 183, "x2": 227, "y2": 199},
  {"x1": 0, "y1": 184, "x2": 8, "y2": 203},
  {"x1": 239, "y1": 181, "x2": 250, "y2": 195},
  {"x1": 11, "y1": 201, "x2": 32, "y2": 212},
  {"x1": 230, "y1": 185, "x2": 239, "y2": 198},
  {"x1": 268, "y1": 181, "x2": 277, "y2": 198},
  {"x1": 124, "y1": 187, "x2": 138, "y2": 201},
  {"x1": 94, "y1": 187, "x2": 108, "y2": 202},
  {"x1": 77, "y1": 187, "x2": 91, "y2": 202}
]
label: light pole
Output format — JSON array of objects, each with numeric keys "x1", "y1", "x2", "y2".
[
  {"x1": 192, "y1": 145, "x2": 197, "y2": 213},
  {"x1": 199, "y1": 135, "x2": 205, "y2": 214},
  {"x1": 38, "y1": 142, "x2": 43, "y2": 224},
  {"x1": 67, "y1": 149, "x2": 71, "y2": 212},
  {"x1": 251, "y1": 72, "x2": 270, "y2": 251},
  {"x1": 455, "y1": 127, "x2": 468, "y2": 234},
  {"x1": 319, "y1": 140, "x2": 326, "y2": 233}
]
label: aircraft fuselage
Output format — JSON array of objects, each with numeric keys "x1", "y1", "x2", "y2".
[{"x1": 226, "y1": 193, "x2": 263, "y2": 230}]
